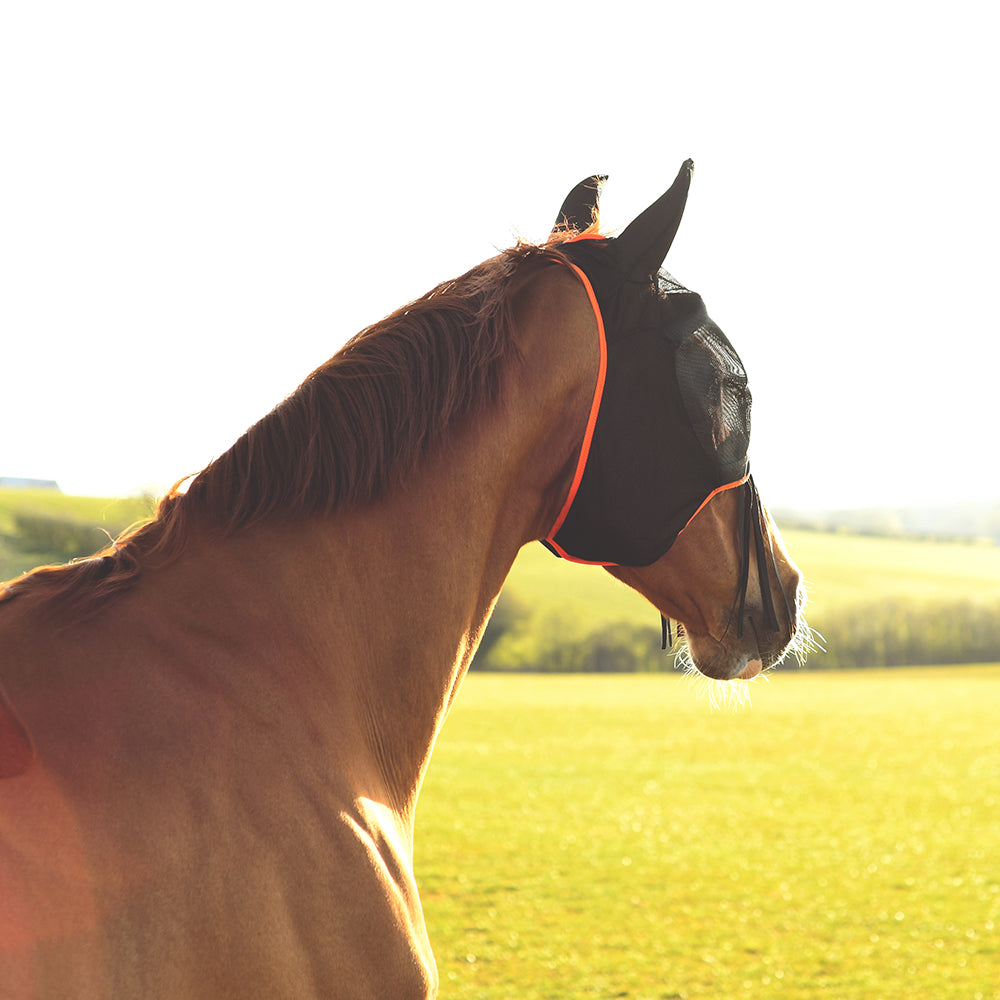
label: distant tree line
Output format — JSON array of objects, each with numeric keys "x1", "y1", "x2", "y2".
[
  {"x1": 805, "y1": 598, "x2": 1000, "y2": 669},
  {"x1": 9, "y1": 513, "x2": 112, "y2": 561},
  {"x1": 473, "y1": 594, "x2": 1000, "y2": 672},
  {"x1": 0, "y1": 512, "x2": 129, "y2": 582},
  {"x1": 6, "y1": 512, "x2": 999, "y2": 671},
  {"x1": 772, "y1": 503, "x2": 1000, "y2": 545}
]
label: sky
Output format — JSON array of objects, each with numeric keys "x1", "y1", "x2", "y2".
[{"x1": 2, "y1": 1, "x2": 997, "y2": 511}]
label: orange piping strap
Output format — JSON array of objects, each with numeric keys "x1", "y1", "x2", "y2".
[
  {"x1": 544, "y1": 260, "x2": 609, "y2": 561},
  {"x1": 543, "y1": 248, "x2": 749, "y2": 566},
  {"x1": 678, "y1": 473, "x2": 751, "y2": 535}
]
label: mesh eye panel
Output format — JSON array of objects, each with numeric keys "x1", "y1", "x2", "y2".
[
  {"x1": 657, "y1": 271, "x2": 689, "y2": 295},
  {"x1": 675, "y1": 320, "x2": 751, "y2": 481}
]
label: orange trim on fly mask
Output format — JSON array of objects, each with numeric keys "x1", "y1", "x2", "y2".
[
  {"x1": 544, "y1": 254, "x2": 610, "y2": 566},
  {"x1": 544, "y1": 236, "x2": 749, "y2": 568},
  {"x1": 678, "y1": 472, "x2": 751, "y2": 536}
]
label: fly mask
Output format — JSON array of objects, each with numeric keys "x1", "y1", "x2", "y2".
[{"x1": 544, "y1": 162, "x2": 791, "y2": 640}]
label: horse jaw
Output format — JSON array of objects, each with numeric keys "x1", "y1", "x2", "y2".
[{"x1": 604, "y1": 487, "x2": 804, "y2": 683}]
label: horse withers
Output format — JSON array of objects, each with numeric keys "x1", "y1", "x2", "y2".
[{"x1": 0, "y1": 163, "x2": 805, "y2": 998}]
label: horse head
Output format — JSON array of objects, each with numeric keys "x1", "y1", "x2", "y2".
[{"x1": 545, "y1": 162, "x2": 806, "y2": 681}]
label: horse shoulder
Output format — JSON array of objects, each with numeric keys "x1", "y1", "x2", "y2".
[{"x1": 0, "y1": 594, "x2": 437, "y2": 999}]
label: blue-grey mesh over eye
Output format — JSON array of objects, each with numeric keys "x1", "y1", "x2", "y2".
[{"x1": 675, "y1": 320, "x2": 751, "y2": 483}]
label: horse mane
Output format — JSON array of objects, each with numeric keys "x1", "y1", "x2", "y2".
[{"x1": 1, "y1": 231, "x2": 596, "y2": 622}]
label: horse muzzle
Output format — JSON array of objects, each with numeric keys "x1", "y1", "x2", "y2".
[{"x1": 684, "y1": 580, "x2": 805, "y2": 682}]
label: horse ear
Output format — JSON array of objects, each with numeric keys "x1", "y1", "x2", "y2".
[
  {"x1": 615, "y1": 159, "x2": 694, "y2": 279},
  {"x1": 552, "y1": 174, "x2": 607, "y2": 235}
]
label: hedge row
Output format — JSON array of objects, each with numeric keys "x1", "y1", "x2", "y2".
[
  {"x1": 6, "y1": 514, "x2": 999, "y2": 671},
  {"x1": 807, "y1": 598, "x2": 1000, "y2": 670},
  {"x1": 473, "y1": 595, "x2": 1000, "y2": 672},
  {"x1": 10, "y1": 513, "x2": 112, "y2": 561}
]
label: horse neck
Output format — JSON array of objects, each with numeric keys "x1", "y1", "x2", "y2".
[{"x1": 138, "y1": 263, "x2": 598, "y2": 832}]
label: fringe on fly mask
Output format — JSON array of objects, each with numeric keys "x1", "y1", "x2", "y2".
[{"x1": 543, "y1": 162, "x2": 791, "y2": 644}]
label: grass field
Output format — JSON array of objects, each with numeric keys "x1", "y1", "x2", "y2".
[
  {"x1": 500, "y1": 529, "x2": 1000, "y2": 627},
  {"x1": 4, "y1": 489, "x2": 999, "y2": 672},
  {"x1": 781, "y1": 530, "x2": 1000, "y2": 613},
  {"x1": 0, "y1": 488, "x2": 152, "y2": 533},
  {"x1": 0, "y1": 488, "x2": 153, "y2": 581},
  {"x1": 484, "y1": 531, "x2": 1000, "y2": 671},
  {"x1": 416, "y1": 668, "x2": 1000, "y2": 999},
  {"x1": 4, "y1": 486, "x2": 998, "y2": 623}
]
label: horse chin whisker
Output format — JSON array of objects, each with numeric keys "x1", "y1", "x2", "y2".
[
  {"x1": 782, "y1": 596, "x2": 825, "y2": 667},
  {"x1": 671, "y1": 638, "x2": 761, "y2": 712}
]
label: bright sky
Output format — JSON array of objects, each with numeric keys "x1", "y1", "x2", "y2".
[{"x1": 2, "y1": 1, "x2": 996, "y2": 510}]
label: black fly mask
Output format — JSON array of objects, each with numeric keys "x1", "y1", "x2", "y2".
[{"x1": 543, "y1": 162, "x2": 792, "y2": 645}]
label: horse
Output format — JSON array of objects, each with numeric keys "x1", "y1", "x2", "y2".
[{"x1": 0, "y1": 162, "x2": 806, "y2": 999}]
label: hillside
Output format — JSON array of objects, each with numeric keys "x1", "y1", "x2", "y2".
[
  {"x1": 483, "y1": 529, "x2": 1000, "y2": 671},
  {"x1": 773, "y1": 499, "x2": 1000, "y2": 544},
  {"x1": 503, "y1": 529, "x2": 1000, "y2": 621},
  {"x1": 0, "y1": 487, "x2": 153, "y2": 582},
  {"x1": 2, "y1": 488, "x2": 998, "y2": 670}
]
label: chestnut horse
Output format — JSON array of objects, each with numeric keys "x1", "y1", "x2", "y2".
[{"x1": 0, "y1": 164, "x2": 805, "y2": 998}]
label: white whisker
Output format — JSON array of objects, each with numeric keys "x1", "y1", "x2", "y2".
[
  {"x1": 671, "y1": 577, "x2": 822, "y2": 709},
  {"x1": 672, "y1": 639, "x2": 760, "y2": 712},
  {"x1": 782, "y1": 586, "x2": 825, "y2": 666}
]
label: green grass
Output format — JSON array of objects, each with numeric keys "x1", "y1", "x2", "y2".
[
  {"x1": 0, "y1": 487, "x2": 153, "y2": 581},
  {"x1": 6, "y1": 488, "x2": 997, "y2": 627},
  {"x1": 416, "y1": 669, "x2": 1000, "y2": 999},
  {"x1": 780, "y1": 529, "x2": 1000, "y2": 614},
  {"x1": 502, "y1": 530, "x2": 1000, "y2": 629},
  {"x1": 0, "y1": 487, "x2": 152, "y2": 533},
  {"x1": 6, "y1": 490, "x2": 998, "y2": 668},
  {"x1": 485, "y1": 532, "x2": 1000, "y2": 671}
]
